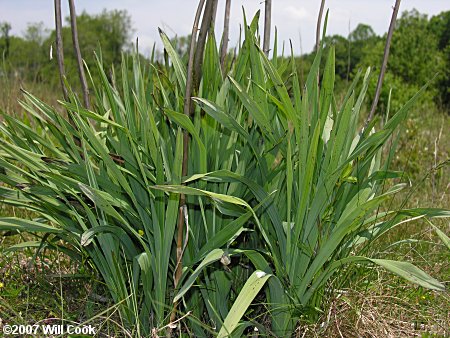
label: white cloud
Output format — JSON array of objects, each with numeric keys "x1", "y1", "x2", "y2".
[{"x1": 284, "y1": 5, "x2": 311, "y2": 20}]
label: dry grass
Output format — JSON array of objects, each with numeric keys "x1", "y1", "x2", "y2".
[
  {"x1": 0, "y1": 77, "x2": 61, "y2": 116},
  {"x1": 296, "y1": 281, "x2": 449, "y2": 338}
]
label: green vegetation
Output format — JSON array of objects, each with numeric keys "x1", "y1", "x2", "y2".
[
  {"x1": 2, "y1": 9, "x2": 449, "y2": 112},
  {"x1": 0, "y1": 6, "x2": 449, "y2": 338},
  {"x1": 0, "y1": 9, "x2": 132, "y2": 108},
  {"x1": 298, "y1": 9, "x2": 450, "y2": 112}
]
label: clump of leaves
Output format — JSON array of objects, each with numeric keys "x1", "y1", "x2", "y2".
[{"x1": 0, "y1": 11, "x2": 448, "y2": 337}]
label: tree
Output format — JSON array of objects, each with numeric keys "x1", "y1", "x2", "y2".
[
  {"x1": 349, "y1": 23, "x2": 376, "y2": 42},
  {"x1": 23, "y1": 22, "x2": 49, "y2": 46},
  {"x1": 1, "y1": 22, "x2": 48, "y2": 82},
  {"x1": 22, "y1": 22, "x2": 50, "y2": 81},
  {"x1": 38, "y1": 9, "x2": 134, "y2": 90},
  {"x1": 389, "y1": 10, "x2": 442, "y2": 86},
  {"x1": 0, "y1": 22, "x2": 12, "y2": 58},
  {"x1": 322, "y1": 34, "x2": 350, "y2": 80},
  {"x1": 429, "y1": 11, "x2": 450, "y2": 51},
  {"x1": 356, "y1": 10, "x2": 444, "y2": 113},
  {"x1": 297, "y1": 23, "x2": 380, "y2": 88},
  {"x1": 348, "y1": 23, "x2": 379, "y2": 76},
  {"x1": 429, "y1": 11, "x2": 450, "y2": 108},
  {"x1": 63, "y1": 9, "x2": 133, "y2": 65}
]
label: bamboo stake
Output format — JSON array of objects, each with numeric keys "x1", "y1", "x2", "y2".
[
  {"x1": 367, "y1": 0, "x2": 401, "y2": 124},
  {"x1": 68, "y1": 0, "x2": 90, "y2": 109}
]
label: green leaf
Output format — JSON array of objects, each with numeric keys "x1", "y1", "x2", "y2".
[
  {"x1": 0, "y1": 218, "x2": 62, "y2": 233},
  {"x1": 5, "y1": 241, "x2": 43, "y2": 251},
  {"x1": 159, "y1": 29, "x2": 186, "y2": 91},
  {"x1": 217, "y1": 270, "x2": 271, "y2": 338},
  {"x1": 195, "y1": 211, "x2": 253, "y2": 260},
  {"x1": 173, "y1": 249, "x2": 225, "y2": 303},
  {"x1": 81, "y1": 225, "x2": 139, "y2": 259},
  {"x1": 192, "y1": 98, "x2": 250, "y2": 141},
  {"x1": 151, "y1": 184, "x2": 249, "y2": 208},
  {"x1": 426, "y1": 219, "x2": 450, "y2": 250},
  {"x1": 228, "y1": 76, "x2": 275, "y2": 141},
  {"x1": 370, "y1": 259, "x2": 445, "y2": 291}
]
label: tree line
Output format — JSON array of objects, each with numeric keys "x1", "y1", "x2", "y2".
[
  {"x1": 1, "y1": 8, "x2": 449, "y2": 112},
  {"x1": 299, "y1": 9, "x2": 449, "y2": 112},
  {"x1": 0, "y1": 9, "x2": 132, "y2": 91}
]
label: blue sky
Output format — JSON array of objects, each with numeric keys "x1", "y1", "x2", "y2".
[{"x1": 1, "y1": 0, "x2": 448, "y2": 56}]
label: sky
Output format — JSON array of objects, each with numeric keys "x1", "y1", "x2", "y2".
[{"x1": 1, "y1": 0, "x2": 448, "y2": 56}]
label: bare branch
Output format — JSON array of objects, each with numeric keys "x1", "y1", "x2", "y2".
[
  {"x1": 263, "y1": 0, "x2": 272, "y2": 56},
  {"x1": 367, "y1": 0, "x2": 401, "y2": 124},
  {"x1": 315, "y1": 0, "x2": 326, "y2": 51},
  {"x1": 54, "y1": 0, "x2": 68, "y2": 101},
  {"x1": 68, "y1": 0, "x2": 90, "y2": 109},
  {"x1": 220, "y1": 0, "x2": 232, "y2": 72}
]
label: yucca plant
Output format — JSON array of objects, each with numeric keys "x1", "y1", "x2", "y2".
[{"x1": 0, "y1": 9, "x2": 448, "y2": 338}]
